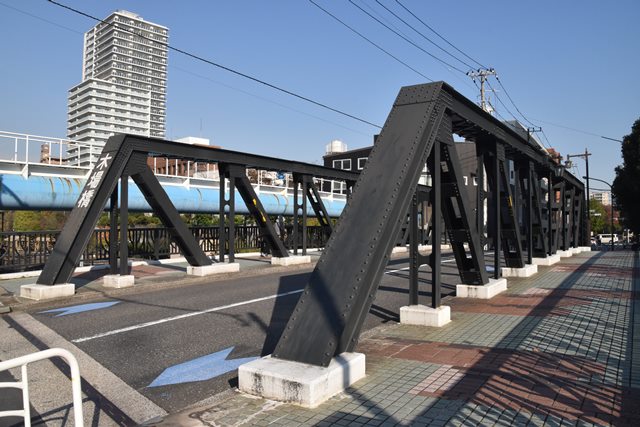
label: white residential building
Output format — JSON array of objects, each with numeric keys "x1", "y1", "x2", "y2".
[
  {"x1": 67, "y1": 10, "x2": 168, "y2": 166},
  {"x1": 591, "y1": 191, "x2": 611, "y2": 206}
]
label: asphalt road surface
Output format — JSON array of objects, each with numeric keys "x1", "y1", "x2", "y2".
[{"x1": 29, "y1": 253, "x2": 482, "y2": 413}]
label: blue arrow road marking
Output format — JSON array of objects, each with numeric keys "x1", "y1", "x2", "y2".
[
  {"x1": 148, "y1": 347, "x2": 258, "y2": 388},
  {"x1": 39, "y1": 301, "x2": 120, "y2": 317}
]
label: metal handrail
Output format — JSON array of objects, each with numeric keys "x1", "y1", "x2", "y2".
[{"x1": 0, "y1": 348, "x2": 84, "y2": 427}]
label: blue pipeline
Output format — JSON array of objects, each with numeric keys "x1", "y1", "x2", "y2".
[{"x1": 0, "y1": 174, "x2": 346, "y2": 217}]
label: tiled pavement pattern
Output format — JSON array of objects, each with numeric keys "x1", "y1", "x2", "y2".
[{"x1": 168, "y1": 251, "x2": 640, "y2": 426}]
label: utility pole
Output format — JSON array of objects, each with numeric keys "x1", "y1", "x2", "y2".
[
  {"x1": 566, "y1": 149, "x2": 592, "y2": 243},
  {"x1": 467, "y1": 68, "x2": 496, "y2": 113}
]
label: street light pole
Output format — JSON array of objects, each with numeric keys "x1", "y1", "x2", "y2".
[{"x1": 583, "y1": 176, "x2": 614, "y2": 252}]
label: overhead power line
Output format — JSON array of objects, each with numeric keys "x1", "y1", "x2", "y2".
[
  {"x1": 307, "y1": 0, "x2": 433, "y2": 83},
  {"x1": 373, "y1": 0, "x2": 474, "y2": 70},
  {"x1": 347, "y1": 0, "x2": 468, "y2": 74},
  {"x1": 47, "y1": 0, "x2": 382, "y2": 129},
  {"x1": 395, "y1": 0, "x2": 486, "y2": 69}
]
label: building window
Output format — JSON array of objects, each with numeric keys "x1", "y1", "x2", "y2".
[
  {"x1": 357, "y1": 157, "x2": 368, "y2": 170},
  {"x1": 333, "y1": 159, "x2": 352, "y2": 170}
]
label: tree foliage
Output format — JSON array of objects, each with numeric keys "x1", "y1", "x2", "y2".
[
  {"x1": 612, "y1": 118, "x2": 640, "y2": 234},
  {"x1": 588, "y1": 198, "x2": 607, "y2": 234}
]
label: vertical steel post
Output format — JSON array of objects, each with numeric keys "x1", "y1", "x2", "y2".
[
  {"x1": 228, "y1": 174, "x2": 236, "y2": 263},
  {"x1": 302, "y1": 178, "x2": 308, "y2": 256},
  {"x1": 293, "y1": 176, "x2": 300, "y2": 255},
  {"x1": 526, "y1": 163, "x2": 534, "y2": 264},
  {"x1": 219, "y1": 170, "x2": 227, "y2": 262},
  {"x1": 109, "y1": 188, "x2": 118, "y2": 274},
  {"x1": 477, "y1": 153, "x2": 485, "y2": 249},
  {"x1": 119, "y1": 175, "x2": 128, "y2": 276},
  {"x1": 493, "y1": 146, "x2": 500, "y2": 279},
  {"x1": 431, "y1": 141, "x2": 441, "y2": 308},
  {"x1": 409, "y1": 192, "x2": 419, "y2": 306},
  {"x1": 548, "y1": 172, "x2": 553, "y2": 255}
]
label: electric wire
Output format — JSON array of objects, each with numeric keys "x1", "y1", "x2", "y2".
[
  {"x1": 308, "y1": 0, "x2": 433, "y2": 82},
  {"x1": 47, "y1": 0, "x2": 382, "y2": 129},
  {"x1": 0, "y1": 1, "x2": 80, "y2": 34},
  {"x1": 373, "y1": 0, "x2": 475, "y2": 70},
  {"x1": 395, "y1": 0, "x2": 487, "y2": 69},
  {"x1": 347, "y1": 0, "x2": 468, "y2": 74}
]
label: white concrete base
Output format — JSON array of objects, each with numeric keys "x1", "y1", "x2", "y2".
[
  {"x1": 271, "y1": 255, "x2": 311, "y2": 266},
  {"x1": 570, "y1": 247, "x2": 582, "y2": 255},
  {"x1": 578, "y1": 246, "x2": 592, "y2": 252},
  {"x1": 557, "y1": 249, "x2": 573, "y2": 258},
  {"x1": 20, "y1": 283, "x2": 75, "y2": 300},
  {"x1": 532, "y1": 254, "x2": 561, "y2": 266},
  {"x1": 456, "y1": 278, "x2": 507, "y2": 299},
  {"x1": 186, "y1": 263, "x2": 239, "y2": 276},
  {"x1": 501, "y1": 264, "x2": 538, "y2": 278},
  {"x1": 103, "y1": 274, "x2": 135, "y2": 288},
  {"x1": 391, "y1": 246, "x2": 408, "y2": 254},
  {"x1": 400, "y1": 304, "x2": 451, "y2": 327},
  {"x1": 239, "y1": 352, "x2": 365, "y2": 407}
]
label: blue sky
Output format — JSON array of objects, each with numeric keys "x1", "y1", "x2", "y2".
[{"x1": 1, "y1": 0, "x2": 638, "y2": 186}]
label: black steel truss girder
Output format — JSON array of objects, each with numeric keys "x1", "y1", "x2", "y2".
[
  {"x1": 481, "y1": 142, "x2": 525, "y2": 270},
  {"x1": 132, "y1": 138, "x2": 359, "y2": 183},
  {"x1": 131, "y1": 162, "x2": 212, "y2": 266},
  {"x1": 37, "y1": 136, "x2": 134, "y2": 285},
  {"x1": 292, "y1": 174, "x2": 333, "y2": 256},
  {"x1": 273, "y1": 83, "x2": 447, "y2": 367},
  {"x1": 220, "y1": 163, "x2": 289, "y2": 258}
]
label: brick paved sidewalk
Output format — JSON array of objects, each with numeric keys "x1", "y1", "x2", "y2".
[{"x1": 159, "y1": 251, "x2": 640, "y2": 426}]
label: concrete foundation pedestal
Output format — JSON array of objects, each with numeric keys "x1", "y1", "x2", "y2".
[
  {"x1": 557, "y1": 249, "x2": 573, "y2": 258},
  {"x1": 400, "y1": 305, "x2": 451, "y2": 327},
  {"x1": 238, "y1": 352, "x2": 365, "y2": 407},
  {"x1": 456, "y1": 278, "x2": 507, "y2": 299},
  {"x1": 501, "y1": 264, "x2": 538, "y2": 278},
  {"x1": 391, "y1": 246, "x2": 408, "y2": 254},
  {"x1": 20, "y1": 283, "x2": 75, "y2": 300},
  {"x1": 532, "y1": 254, "x2": 561, "y2": 266},
  {"x1": 187, "y1": 263, "x2": 239, "y2": 276},
  {"x1": 570, "y1": 247, "x2": 583, "y2": 254},
  {"x1": 578, "y1": 246, "x2": 592, "y2": 252},
  {"x1": 103, "y1": 274, "x2": 135, "y2": 288},
  {"x1": 271, "y1": 255, "x2": 311, "y2": 266}
]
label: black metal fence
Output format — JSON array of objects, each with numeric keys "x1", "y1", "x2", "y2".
[{"x1": 0, "y1": 225, "x2": 329, "y2": 273}]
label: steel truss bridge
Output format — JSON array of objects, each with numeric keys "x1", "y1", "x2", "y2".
[{"x1": 35, "y1": 82, "x2": 586, "y2": 368}]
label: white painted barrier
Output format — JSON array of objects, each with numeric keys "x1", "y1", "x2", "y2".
[{"x1": 0, "y1": 348, "x2": 84, "y2": 427}]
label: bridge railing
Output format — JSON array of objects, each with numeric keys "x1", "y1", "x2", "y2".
[{"x1": 0, "y1": 225, "x2": 329, "y2": 273}]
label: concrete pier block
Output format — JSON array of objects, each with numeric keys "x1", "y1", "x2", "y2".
[
  {"x1": 501, "y1": 264, "x2": 538, "y2": 278},
  {"x1": 239, "y1": 352, "x2": 365, "y2": 407},
  {"x1": 20, "y1": 283, "x2": 75, "y2": 300},
  {"x1": 578, "y1": 246, "x2": 592, "y2": 252},
  {"x1": 456, "y1": 278, "x2": 507, "y2": 299},
  {"x1": 570, "y1": 247, "x2": 582, "y2": 255},
  {"x1": 532, "y1": 254, "x2": 561, "y2": 266},
  {"x1": 271, "y1": 255, "x2": 311, "y2": 266},
  {"x1": 400, "y1": 305, "x2": 451, "y2": 327},
  {"x1": 103, "y1": 274, "x2": 135, "y2": 288},
  {"x1": 557, "y1": 249, "x2": 573, "y2": 258},
  {"x1": 186, "y1": 263, "x2": 239, "y2": 276},
  {"x1": 391, "y1": 246, "x2": 408, "y2": 254}
]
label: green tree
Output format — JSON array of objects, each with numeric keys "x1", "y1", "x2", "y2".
[
  {"x1": 612, "y1": 118, "x2": 640, "y2": 234},
  {"x1": 588, "y1": 198, "x2": 607, "y2": 234}
]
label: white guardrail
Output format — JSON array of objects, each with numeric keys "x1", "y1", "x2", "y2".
[{"x1": 0, "y1": 348, "x2": 84, "y2": 427}]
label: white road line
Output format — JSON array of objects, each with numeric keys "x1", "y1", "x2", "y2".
[
  {"x1": 73, "y1": 252, "x2": 495, "y2": 343},
  {"x1": 72, "y1": 289, "x2": 304, "y2": 343}
]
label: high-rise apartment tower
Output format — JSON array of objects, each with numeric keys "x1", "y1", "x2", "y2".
[{"x1": 67, "y1": 10, "x2": 168, "y2": 166}]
